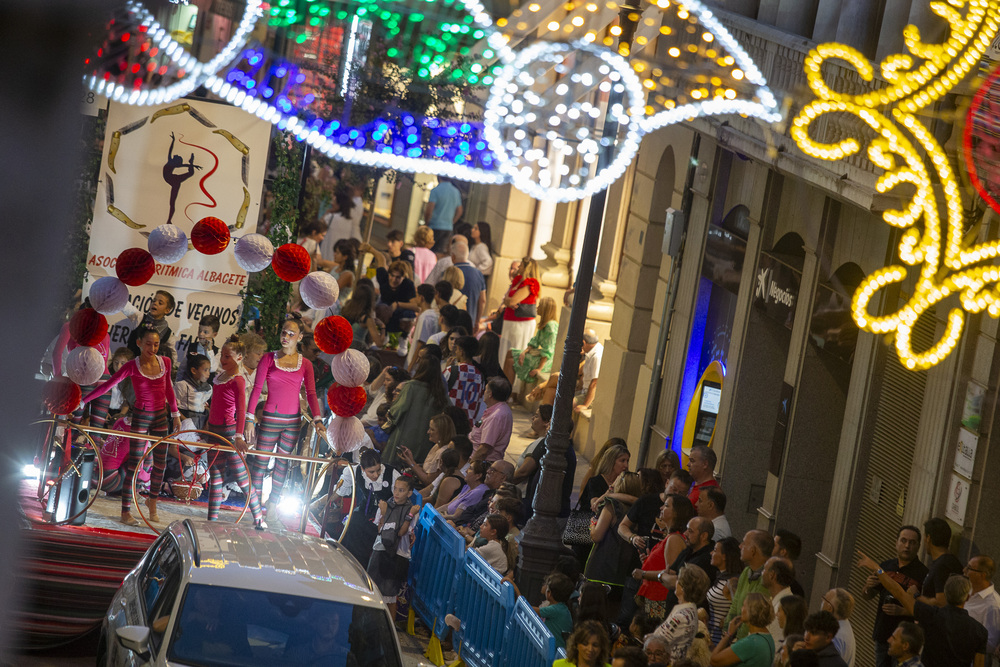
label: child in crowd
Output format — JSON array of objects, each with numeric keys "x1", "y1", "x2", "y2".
[
  {"x1": 96, "y1": 413, "x2": 150, "y2": 495},
  {"x1": 104, "y1": 347, "x2": 135, "y2": 422},
  {"x1": 535, "y1": 572, "x2": 576, "y2": 650},
  {"x1": 124, "y1": 290, "x2": 176, "y2": 359},
  {"x1": 187, "y1": 314, "x2": 220, "y2": 375},
  {"x1": 175, "y1": 354, "x2": 212, "y2": 429},
  {"x1": 367, "y1": 475, "x2": 420, "y2": 621}
]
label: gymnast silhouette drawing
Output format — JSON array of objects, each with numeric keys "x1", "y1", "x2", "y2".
[{"x1": 163, "y1": 132, "x2": 202, "y2": 224}]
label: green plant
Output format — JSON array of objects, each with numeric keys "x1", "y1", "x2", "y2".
[{"x1": 247, "y1": 131, "x2": 303, "y2": 349}]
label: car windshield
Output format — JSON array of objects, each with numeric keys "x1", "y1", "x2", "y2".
[{"x1": 166, "y1": 584, "x2": 401, "y2": 667}]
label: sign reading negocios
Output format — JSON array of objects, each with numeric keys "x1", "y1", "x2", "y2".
[{"x1": 752, "y1": 252, "x2": 800, "y2": 329}]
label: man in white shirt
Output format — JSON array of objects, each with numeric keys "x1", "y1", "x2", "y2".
[
  {"x1": 574, "y1": 329, "x2": 603, "y2": 412},
  {"x1": 696, "y1": 487, "x2": 732, "y2": 540},
  {"x1": 763, "y1": 557, "x2": 794, "y2": 642},
  {"x1": 965, "y1": 555, "x2": 1000, "y2": 665},
  {"x1": 406, "y1": 284, "x2": 439, "y2": 370},
  {"x1": 823, "y1": 587, "x2": 857, "y2": 667}
]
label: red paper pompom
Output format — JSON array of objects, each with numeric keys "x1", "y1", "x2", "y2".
[
  {"x1": 314, "y1": 316, "x2": 354, "y2": 355},
  {"x1": 116, "y1": 248, "x2": 155, "y2": 286},
  {"x1": 43, "y1": 378, "x2": 82, "y2": 415},
  {"x1": 69, "y1": 308, "x2": 109, "y2": 347},
  {"x1": 271, "y1": 243, "x2": 311, "y2": 282},
  {"x1": 327, "y1": 384, "x2": 367, "y2": 417},
  {"x1": 191, "y1": 216, "x2": 231, "y2": 255}
]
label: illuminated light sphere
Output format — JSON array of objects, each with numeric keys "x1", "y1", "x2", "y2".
[
  {"x1": 330, "y1": 349, "x2": 370, "y2": 387},
  {"x1": 43, "y1": 378, "x2": 82, "y2": 416},
  {"x1": 89, "y1": 276, "x2": 130, "y2": 315},
  {"x1": 314, "y1": 316, "x2": 353, "y2": 354},
  {"x1": 327, "y1": 384, "x2": 367, "y2": 418},
  {"x1": 326, "y1": 415, "x2": 367, "y2": 454},
  {"x1": 191, "y1": 217, "x2": 231, "y2": 255},
  {"x1": 116, "y1": 248, "x2": 156, "y2": 286},
  {"x1": 234, "y1": 234, "x2": 274, "y2": 272},
  {"x1": 69, "y1": 308, "x2": 109, "y2": 347},
  {"x1": 65, "y1": 346, "x2": 107, "y2": 386},
  {"x1": 300, "y1": 271, "x2": 340, "y2": 310},
  {"x1": 271, "y1": 243, "x2": 311, "y2": 282},
  {"x1": 147, "y1": 224, "x2": 188, "y2": 264}
]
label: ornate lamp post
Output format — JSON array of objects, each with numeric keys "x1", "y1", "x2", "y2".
[{"x1": 517, "y1": 0, "x2": 645, "y2": 603}]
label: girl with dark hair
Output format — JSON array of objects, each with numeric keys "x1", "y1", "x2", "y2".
[
  {"x1": 469, "y1": 221, "x2": 494, "y2": 276},
  {"x1": 555, "y1": 620, "x2": 611, "y2": 667},
  {"x1": 476, "y1": 330, "x2": 504, "y2": 381},
  {"x1": 381, "y1": 357, "x2": 449, "y2": 467},
  {"x1": 443, "y1": 335, "x2": 486, "y2": 427},
  {"x1": 633, "y1": 494, "x2": 696, "y2": 621},
  {"x1": 706, "y1": 536, "x2": 744, "y2": 645},
  {"x1": 340, "y1": 283, "x2": 385, "y2": 349},
  {"x1": 334, "y1": 447, "x2": 400, "y2": 564},
  {"x1": 474, "y1": 512, "x2": 510, "y2": 574}
]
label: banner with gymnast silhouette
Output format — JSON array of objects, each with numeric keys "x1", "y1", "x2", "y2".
[{"x1": 86, "y1": 98, "x2": 271, "y2": 296}]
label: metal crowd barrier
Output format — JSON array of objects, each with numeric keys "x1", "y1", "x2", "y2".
[
  {"x1": 498, "y1": 597, "x2": 558, "y2": 667},
  {"x1": 407, "y1": 504, "x2": 465, "y2": 641},
  {"x1": 450, "y1": 548, "x2": 516, "y2": 667}
]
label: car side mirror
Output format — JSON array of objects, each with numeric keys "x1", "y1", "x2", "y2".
[{"x1": 116, "y1": 625, "x2": 151, "y2": 660}]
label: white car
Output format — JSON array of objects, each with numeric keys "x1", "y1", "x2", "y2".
[{"x1": 98, "y1": 519, "x2": 404, "y2": 667}]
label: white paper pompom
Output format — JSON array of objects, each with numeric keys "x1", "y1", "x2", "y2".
[
  {"x1": 330, "y1": 349, "x2": 370, "y2": 387},
  {"x1": 234, "y1": 234, "x2": 274, "y2": 272},
  {"x1": 300, "y1": 272, "x2": 340, "y2": 310},
  {"x1": 147, "y1": 224, "x2": 188, "y2": 264},
  {"x1": 327, "y1": 415, "x2": 366, "y2": 454},
  {"x1": 65, "y1": 346, "x2": 106, "y2": 385},
  {"x1": 89, "y1": 276, "x2": 130, "y2": 315}
]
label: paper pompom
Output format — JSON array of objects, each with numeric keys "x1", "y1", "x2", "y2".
[
  {"x1": 271, "y1": 243, "x2": 311, "y2": 282},
  {"x1": 89, "y1": 276, "x2": 130, "y2": 315},
  {"x1": 147, "y1": 224, "x2": 188, "y2": 264},
  {"x1": 43, "y1": 378, "x2": 82, "y2": 415},
  {"x1": 234, "y1": 234, "x2": 274, "y2": 272},
  {"x1": 191, "y1": 217, "x2": 231, "y2": 255},
  {"x1": 330, "y1": 349, "x2": 370, "y2": 387},
  {"x1": 326, "y1": 415, "x2": 367, "y2": 454},
  {"x1": 300, "y1": 272, "x2": 341, "y2": 310},
  {"x1": 327, "y1": 384, "x2": 367, "y2": 417},
  {"x1": 65, "y1": 346, "x2": 106, "y2": 386},
  {"x1": 69, "y1": 308, "x2": 109, "y2": 347},
  {"x1": 116, "y1": 248, "x2": 156, "y2": 286},
  {"x1": 314, "y1": 316, "x2": 353, "y2": 355}
]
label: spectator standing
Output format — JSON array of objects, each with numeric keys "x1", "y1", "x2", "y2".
[
  {"x1": 964, "y1": 556, "x2": 1000, "y2": 663},
  {"x1": 476, "y1": 331, "x2": 504, "y2": 381},
  {"x1": 411, "y1": 225, "x2": 438, "y2": 284},
  {"x1": 712, "y1": 592, "x2": 776, "y2": 667},
  {"x1": 508, "y1": 296, "x2": 559, "y2": 399},
  {"x1": 443, "y1": 336, "x2": 486, "y2": 427},
  {"x1": 886, "y1": 622, "x2": 925, "y2": 667},
  {"x1": 535, "y1": 573, "x2": 576, "y2": 650},
  {"x1": 451, "y1": 242, "x2": 487, "y2": 330},
  {"x1": 724, "y1": 531, "x2": 774, "y2": 639},
  {"x1": 773, "y1": 529, "x2": 808, "y2": 598},
  {"x1": 822, "y1": 589, "x2": 856, "y2": 667},
  {"x1": 381, "y1": 357, "x2": 449, "y2": 466},
  {"x1": 423, "y1": 177, "x2": 464, "y2": 252},
  {"x1": 919, "y1": 517, "x2": 965, "y2": 606},
  {"x1": 654, "y1": 564, "x2": 711, "y2": 663},
  {"x1": 634, "y1": 494, "x2": 695, "y2": 619},
  {"x1": 340, "y1": 282, "x2": 385, "y2": 349},
  {"x1": 468, "y1": 221, "x2": 494, "y2": 277},
  {"x1": 469, "y1": 377, "x2": 514, "y2": 462},
  {"x1": 858, "y1": 552, "x2": 988, "y2": 667},
  {"x1": 686, "y1": 444, "x2": 719, "y2": 507},
  {"x1": 581, "y1": 441, "x2": 631, "y2": 512},
  {"x1": 762, "y1": 558, "x2": 795, "y2": 643},
  {"x1": 319, "y1": 183, "x2": 360, "y2": 252},
  {"x1": 697, "y1": 486, "x2": 732, "y2": 540},
  {"x1": 585, "y1": 472, "x2": 642, "y2": 604},
  {"x1": 497, "y1": 257, "x2": 541, "y2": 364},
  {"x1": 789, "y1": 611, "x2": 847, "y2": 667},
  {"x1": 575, "y1": 329, "x2": 603, "y2": 413},
  {"x1": 406, "y1": 283, "x2": 439, "y2": 370},
  {"x1": 860, "y1": 524, "x2": 927, "y2": 667},
  {"x1": 516, "y1": 407, "x2": 577, "y2": 530},
  {"x1": 654, "y1": 516, "x2": 719, "y2": 612},
  {"x1": 705, "y1": 537, "x2": 743, "y2": 645},
  {"x1": 555, "y1": 620, "x2": 611, "y2": 667}
]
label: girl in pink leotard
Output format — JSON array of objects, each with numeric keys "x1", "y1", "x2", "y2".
[
  {"x1": 83, "y1": 327, "x2": 181, "y2": 525},
  {"x1": 245, "y1": 316, "x2": 323, "y2": 517},
  {"x1": 205, "y1": 336, "x2": 265, "y2": 528}
]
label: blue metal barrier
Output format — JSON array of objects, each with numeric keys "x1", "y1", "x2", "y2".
[
  {"x1": 498, "y1": 597, "x2": 558, "y2": 667},
  {"x1": 451, "y1": 548, "x2": 516, "y2": 667},
  {"x1": 408, "y1": 504, "x2": 465, "y2": 637}
]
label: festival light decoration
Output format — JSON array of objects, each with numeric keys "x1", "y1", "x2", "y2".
[
  {"x1": 327, "y1": 415, "x2": 367, "y2": 453},
  {"x1": 314, "y1": 316, "x2": 354, "y2": 354},
  {"x1": 234, "y1": 233, "x2": 275, "y2": 272},
  {"x1": 190, "y1": 216, "x2": 232, "y2": 255},
  {"x1": 791, "y1": 0, "x2": 1000, "y2": 370},
  {"x1": 88, "y1": 276, "x2": 131, "y2": 315},
  {"x1": 65, "y1": 347, "x2": 108, "y2": 386},
  {"x1": 330, "y1": 348, "x2": 370, "y2": 387},
  {"x1": 147, "y1": 224, "x2": 188, "y2": 264},
  {"x1": 271, "y1": 243, "x2": 312, "y2": 282},
  {"x1": 299, "y1": 271, "x2": 341, "y2": 310},
  {"x1": 115, "y1": 247, "x2": 156, "y2": 286},
  {"x1": 69, "y1": 308, "x2": 109, "y2": 347},
  {"x1": 88, "y1": 0, "x2": 780, "y2": 202},
  {"x1": 327, "y1": 384, "x2": 368, "y2": 417}
]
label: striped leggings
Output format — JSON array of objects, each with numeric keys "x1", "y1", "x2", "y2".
[
  {"x1": 72, "y1": 376, "x2": 112, "y2": 429},
  {"x1": 205, "y1": 423, "x2": 262, "y2": 523},
  {"x1": 123, "y1": 407, "x2": 168, "y2": 512},
  {"x1": 250, "y1": 411, "x2": 301, "y2": 504}
]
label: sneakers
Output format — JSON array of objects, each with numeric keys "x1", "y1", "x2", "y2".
[{"x1": 397, "y1": 337, "x2": 409, "y2": 357}]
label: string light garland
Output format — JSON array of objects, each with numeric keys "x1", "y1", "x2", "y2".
[{"x1": 791, "y1": 0, "x2": 1000, "y2": 370}]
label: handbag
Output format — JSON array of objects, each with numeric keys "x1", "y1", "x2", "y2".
[{"x1": 562, "y1": 508, "x2": 595, "y2": 546}]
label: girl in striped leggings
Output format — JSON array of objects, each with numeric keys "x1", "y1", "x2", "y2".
[
  {"x1": 245, "y1": 316, "x2": 323, "y2": 518},
  {"x1": 205, "y1": 335, "x2": 265, "y2": 528},
  {"x1": 83, "y1": 327, "x2": 180, "y2": 525}
]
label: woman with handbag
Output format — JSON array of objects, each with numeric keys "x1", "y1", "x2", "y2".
[
  {"x1": 585, "y1": 471, "x2": 642, "y2": 614},
  {"x1": 564, "y1": 443, "x2": 631, "y2": 557},
  {"x1": 497, "y1": 257, "x2": 540, "y2": 367},
  {"x1": 506, "y1": 296, "x2": 558, "y2": 401}
]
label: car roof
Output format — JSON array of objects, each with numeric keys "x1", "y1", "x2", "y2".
[{"x1": 168, "y1": 520, "x2": 381, "y2": 607}]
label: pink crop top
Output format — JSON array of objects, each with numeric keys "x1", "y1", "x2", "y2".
[
  {"x1": 208, "y1": 374, "x2": 247, "y2": 433},
  {"x1": 247, "y1": 352, "x2": 322, "y2": 418},
  {"x1": 83, "y1": 356, "x2": 179, "y2": 416}
]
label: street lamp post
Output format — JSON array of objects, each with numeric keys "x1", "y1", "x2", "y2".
[{"x1": 516, "y1": 1, "x2": 644, "y2": 604}]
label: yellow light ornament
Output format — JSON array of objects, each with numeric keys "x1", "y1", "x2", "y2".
[{"x1": 791, "y1": 0, "x2": 1000, "y2": 370}]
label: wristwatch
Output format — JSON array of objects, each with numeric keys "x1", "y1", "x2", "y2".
[{"x1": 876, "y1": 568, "x2": 885, "y2": 575}]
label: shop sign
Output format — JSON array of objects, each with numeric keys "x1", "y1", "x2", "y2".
[
  {"x1": 753, "y1": 253, "x2": 800, "y2": 328},
  {"x1": 954, "y1": 428, "x2": 978, "y2": 479},
  {"x1": 945, "y1": 474, "x2": 971, "y2": 526}
]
